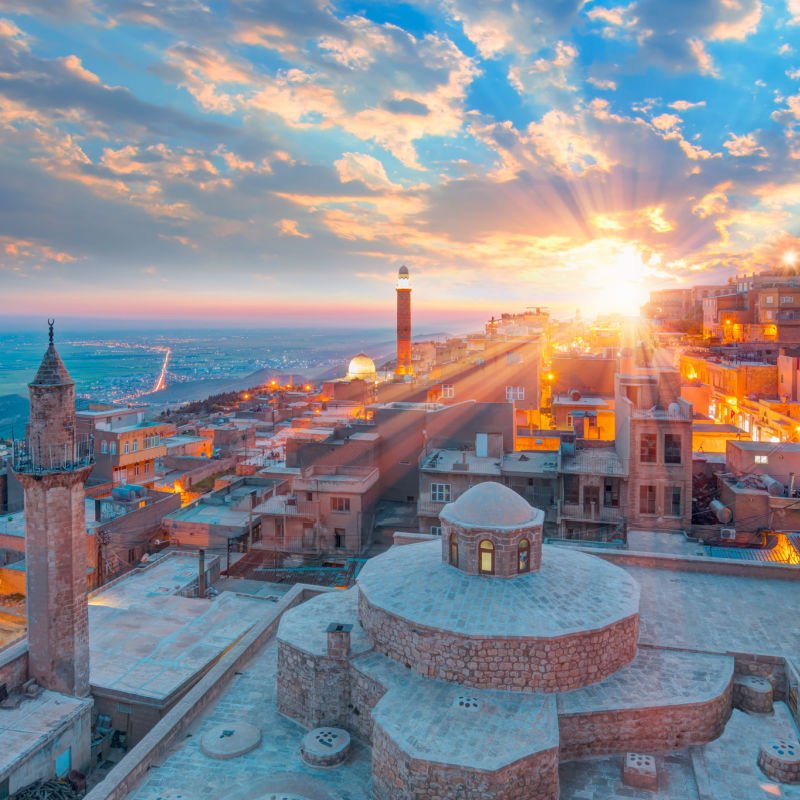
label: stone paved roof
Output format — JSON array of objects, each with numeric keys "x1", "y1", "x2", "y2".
[
  {"x1": 359, "y1": 650, "x2": 559, "y2": 770},
  {"x1": 30, "y1": 343, "x2": 73, "y2": 387},
  {"x1": 278, "y1": 588, "x2": 373, "y2": 657},
  {"x1": 357, "y1": 539, "x2": 639, "y2": 638},
  {"x1": 557, "y1": 646, "x2": 733, "y2": 714},
  {"x1": 440, "y1": 480, "x2": 542, "y2": 530}
]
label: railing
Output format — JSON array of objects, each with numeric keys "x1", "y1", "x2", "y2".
[
  {"x1": 11, "y1": 436, "x2": 94, "y2": 474},
  {"x1": 417, "y1": 499, "x2": 448, "y2": 518},
  {"x1": 559, "y1": 501, "x2": 623, "y2": 523}
]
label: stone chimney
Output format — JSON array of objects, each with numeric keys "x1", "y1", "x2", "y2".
[{"x1": 326, "y1": 622, "x2": 352, "y2": 659}]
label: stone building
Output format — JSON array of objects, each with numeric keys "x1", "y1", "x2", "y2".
[{"x1": 277, "y1": 481, "x2": 733, "y2": 799}]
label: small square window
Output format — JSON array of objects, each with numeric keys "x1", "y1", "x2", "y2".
[{"x1": 755, "y1": 454, "x2": 768, "y2": 464}]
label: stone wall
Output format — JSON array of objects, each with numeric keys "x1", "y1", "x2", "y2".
[
  {"x1": 558, "y1": 681, "x2": 732, "y2": 760},
  {"x1": 441, "y1": 521, "x2": 543, "y2": 576},
  {"x1": 348, "y1": 664, "x2": 388, "y2": 741},
  {"x1": 371, "y1": 722, "x2": 559, "y2": 800},
  {"x1": 276, "y1": 642, "x2": 350, "y2": 730},
  {"x1": 359, "y1": 591, "x2": 638, "y2": 692}
]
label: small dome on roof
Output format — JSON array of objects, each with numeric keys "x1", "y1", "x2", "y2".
[
  {"x1": 347, "y1": 353, "x2": 377, "y2": 380},
  {"x1": 398, "y1": 265, "x2": 409, "y2": 276},
  {"x1": 440, "y1": 481, "x2": 540, "y2": 530}
]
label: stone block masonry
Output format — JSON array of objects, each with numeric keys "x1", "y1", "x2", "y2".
[
  {"x1": 359, "y1": 590, "x2": 639, "y2": 692},
  {"x1": 371, "y1": 722, "x2": 559, "y2": 800},
  {"x1": 558, "y1": 679, "x2": 733, "y2": 760}
]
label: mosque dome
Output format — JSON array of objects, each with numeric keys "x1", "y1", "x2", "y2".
[
  {"x1": 347, "y1": 353, "x2": 377, "y2": 381},
  {"x1": 440, "y1": 481, "x2": 539, "y2": 530}
]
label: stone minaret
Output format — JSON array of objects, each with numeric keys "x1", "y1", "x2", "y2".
[
  {"x1": 12, "y1": 321, "x2": 93, "y2": 697},
  {"x1": 395, "y1": 265, "x2": 413, "y2": 377}
]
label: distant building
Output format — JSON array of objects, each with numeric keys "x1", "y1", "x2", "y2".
[{"x1": 395, "y1": 265, "x2": 413, "y2": 378}]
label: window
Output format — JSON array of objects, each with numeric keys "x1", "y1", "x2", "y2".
[
  {"x1": 765, "y1": 310, "x2": 775, "y2": 320},
  {"x1": 518, "y1": 539, "x2": 530, "y2": 573},
  {"x1": 331, "y1": 496, "x2": 350, "y2": 512},
  {"x1": 441, "y1": 384, "x2": 455, "y2": 399},
  {"x1": 664, "y1": 433, "x2": 682, "y2": 464},
  {"x1": 583, "y1": 485, "x2": 600, "y2": 514},
  {"x1": 665, "y1": 486, "x2": 681, "y2": 517},
  {"x1": 123, "y1": 441, "x2": 130, "y2": 455},
  {"x1": 101, "y1": 440, "x2": 108, "y2": 455},
  {"x1": 604, "y1": 479, "x2": 620, "y2": 508},
  {"x1": 132, "y1": 439, "x2": 139, "y2": 453},
  {"x1": 563, "y1": 474, "x2": 580, "y2": 505},
  {"x1": 334, "y1": 529, "x2": 345, "y2": 549},
  {"x1": 755, "y1": 454, "x2": 768, "y2": 464},
  {"x1": 766, "y1": 295, "x2": 775, "y2": 305},
  {"x1": 134, "y1": 463, "x2": 140, "y2": 477},
  {"x1": 143, "y1": 435, "x2": 160, "y2": 449},
  {"x1": 449, "y1": 533, "x2": 458, "y2": 566},
  {"x1": 505, "y1": 386, "x2": 525, "y2": 401},
  {"x1": 431, "y1": 525, "x2": 442, "y2": 536},
  {"x1": 506, "y1": 352, "x2": 522, "y2": 365},
  {"x1": 430, "y1": 483, "x2": 451, "y2": 503},
  {"x1": 306, "y1": 492, "x2": 313, "y2": 501},
  {"x1": 110, "y1": 441, "x2": 117, "y2": 455},
  {"x1": 781, "y1": 295, "x2": 795, "y2": 304},
  {"x1": 640, "y1": 433, "x2": 657, "y2": 463},
  {"x1": 479, "y1": 539, "x2": 494, "y2": 574},
  {"x1": 127, "y1": 548, "x2": 136, "y2": 564},
  {"x1": 639, "y1": 485, "x2": 656, "y2": 515}
]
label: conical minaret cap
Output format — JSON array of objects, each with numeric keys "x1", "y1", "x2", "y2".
[{"x1": 30, "y1": 321, "x2": 73, "y2": 387}]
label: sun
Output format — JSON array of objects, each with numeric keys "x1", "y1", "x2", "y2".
[{"x1": 578, "y1": 242, "x2": 652, "y2": 318}]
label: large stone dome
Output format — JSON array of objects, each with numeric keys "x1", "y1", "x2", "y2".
[
  {"x1": 346, "y1": 353, "x2": 377, "y2": 381},
  {"x1": 440, "y1": 481, "x2": 540, "y2": 530}
]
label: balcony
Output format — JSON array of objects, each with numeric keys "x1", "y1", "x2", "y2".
[
  {"x1": 417, "y1": 498, "x2": 448, "y2": 518},
  {"x1": 559, "y1": 501, "x2": 623, "y2": 523},
  {"x1": 11, "y1": 436, "x2": 94, "y2": 475}
]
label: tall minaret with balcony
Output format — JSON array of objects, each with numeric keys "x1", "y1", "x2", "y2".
[
  {"x1": 395, "y1": 265, "x2": 413, "y2": 378},
  {"x1": 12, "y1": 321, "x2": 93, "y2": 696}
]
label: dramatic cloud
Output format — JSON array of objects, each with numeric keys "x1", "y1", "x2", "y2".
[{"x1": 0, "y1": 0, "x2": 797, "y2": 320}]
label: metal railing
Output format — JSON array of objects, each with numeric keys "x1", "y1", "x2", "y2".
[
  {"x1": 559, "y1": 501, "x2": 623, "y2": 523},
  {"x1": 11, "y1": 435, "x2": 94, "y2": 474}
]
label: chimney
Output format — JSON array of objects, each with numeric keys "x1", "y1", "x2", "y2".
[
  {"x1": 326, "y1": 622, "x2": 352, "y2": 659},
  {"x1": 198, "y1": 548, "x2": 206, "y2": 598}
]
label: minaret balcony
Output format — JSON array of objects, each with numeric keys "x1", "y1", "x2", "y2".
[{"x1": 11, "y1": 435, "x2": 95, "y2": 475}]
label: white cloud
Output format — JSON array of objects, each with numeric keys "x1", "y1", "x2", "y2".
[
  {"x1": 689, "y1": 38, "x2": 720, "y2": 78},
  {"x1": 723, "y1": 132, "x2": 768, "y2": 157}
]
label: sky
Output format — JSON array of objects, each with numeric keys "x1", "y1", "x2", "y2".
[{"x1": 0, "y1": 0, "x2": 799, "y2": 326}]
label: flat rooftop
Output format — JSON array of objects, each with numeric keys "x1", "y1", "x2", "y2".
[
  {"x1": 0, "y1": 690, "x2": 92, "y2": 782},
  {"x1": 165, "y1": 502, "x2": 250, "y2": 528},
  {"x1": 420, "y1": 449, "x2": 502, "y2": 475},
  {"x1": 561, "y1": 447, "x2": 625, "y2": 475},
  {"x1": 88, "y1": 554, "x2": 270, "y2": 703}
]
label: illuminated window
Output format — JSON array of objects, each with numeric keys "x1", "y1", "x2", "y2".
[
  {"x1": 331, "y1": 496, "x2": 350, "y2": 512},
  {"x1": 664, "y1": 434, "x2": 682, "y2": 464},
  {"x1": 640, "y1": 434, "x2": 657, "y2": 463},
  {"x1": 441, "y1": 384, "x2": 455, "y2": 399},
  {"x1": 639, "y1": 485, "x2": 656, "y2": 515},
  {"x1": 449, "y1": 533, "x2": 459, "y2": 566},
  {"x1": 505, "y1": 386, "x2": 525, "y2": 401},
  {"x1": 431, "y1": 483, "x2": 451, "y2": 503},
  {"x1": 518, "y1": 539, "x2": 530, "y2": 573},
  {"x1": 755, "y1": 455, "x2": 768, "y2": 464},
  {"x1": 479, "y1": 540, "x2": 494, "y2": 574}
]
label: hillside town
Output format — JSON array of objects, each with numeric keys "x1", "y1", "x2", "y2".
[{"x1": 0, "y1": 266, "x2": 799, "y2": 800}]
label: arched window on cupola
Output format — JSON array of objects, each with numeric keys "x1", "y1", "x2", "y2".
[
  {"x1": 479, "y1": 539, "x2": 494, "y2": 575},
  {"x1": 449, "y1": 532, "x2": 459, "y2": 567},
  {"x1": 518, "y1": 539, "x2": 530, "y2": 573}
]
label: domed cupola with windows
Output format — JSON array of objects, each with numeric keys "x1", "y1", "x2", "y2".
[{"x1": 439, "y1": 481, "x2": 544, "y2": 577}]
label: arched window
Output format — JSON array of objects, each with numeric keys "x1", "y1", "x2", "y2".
[
  {"x1": 479, "y1": 539, "x2": 494, "y2": 575},
  {"x1": 518, "y1": 539, "x2": 530, "y2": 573},
  {"x1": 449, "y1": 533, "x2": 459, "y2": 567}
]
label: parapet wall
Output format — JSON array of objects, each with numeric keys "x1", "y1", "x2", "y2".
[
  {"x1": 371, "y1": 722, "x2": 559, "y2": 800},
  {"x1": 558, "y1": 680, "x2": 733, "y2": 760},
  {"x1": 358, "y1": 591, "x2": 639, "y2": 693}
]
